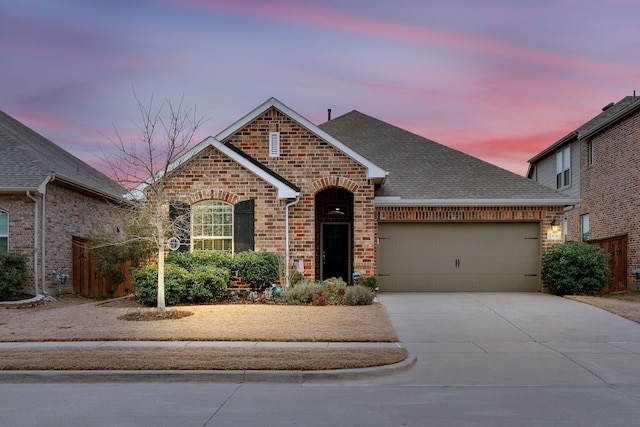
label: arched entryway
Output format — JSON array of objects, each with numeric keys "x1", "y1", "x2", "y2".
[{"x1": 315, "y1": 188, "x2": 354, "y2": 283}]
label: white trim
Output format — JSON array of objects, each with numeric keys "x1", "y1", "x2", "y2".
[
  {"x1": 215, "y1": 98, "x2": 388, "y2": 182},
  {"x1": 132, "y1": 136, "x2": 300, "y2": 200},
  {"x1": 211, "y1": 139, "x2": 300, "y2": 199},
  {"x1": 375, "y1": 197, "x2": 581, "y2": 207}
]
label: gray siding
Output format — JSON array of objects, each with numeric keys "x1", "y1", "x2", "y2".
[{"x1": 530, "y1": 140, "x2": 581, "y2": 200}]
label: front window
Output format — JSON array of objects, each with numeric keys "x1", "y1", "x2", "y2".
[
  {"x1": 191, "y1": 201, "x2": 233, "y2": 251},
  {"x1": 0, "y1": 211, "x2": 7, "y2": 252},
  {"x1": 556, "y1": 146, "x2": 571, "y2": 189},
  {"x1": 581, "y1": 214, "x2": 590, "y2": 242}
]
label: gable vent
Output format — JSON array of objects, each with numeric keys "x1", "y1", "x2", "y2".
[{"x1": 269, "y1": 132, "x2": 280, "y2": 157}]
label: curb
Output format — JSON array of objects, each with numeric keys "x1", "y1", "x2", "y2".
[{"x1": 0, "y1": 354, "x2": 417, "y2": 384}]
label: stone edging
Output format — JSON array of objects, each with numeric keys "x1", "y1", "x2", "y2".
[{"x1": 0, "y1": 294, "x2": 45, "y2": 309}]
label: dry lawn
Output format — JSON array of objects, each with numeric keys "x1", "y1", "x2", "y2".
[
  {"x1": 0, "y1": 295, "x2": 406, "y2": 371},
  {"x1": 565, "y1": 291, "x2": 640, "y2": 324}
]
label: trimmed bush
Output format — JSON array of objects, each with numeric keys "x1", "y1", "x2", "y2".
[
  {"x1": 132, "y1": 263, "x2": 190, "y2": 306},
  {"x1": 0, "y1": 252, "x2": 28, "y2": 300},
  {"x1": 345, "y1": 285, "x2": 376, "y2": 306},
  {"x1": 233, "y1": 251, "x2": 280, "y2": 291},
  {"x1": 167, "y1": 250, "x2": 234, "y2": 270},
  {"x1": 284, "y1": 281, "x2": 325, "y2": 305},
  {"x1": 541, "y1": 242, "x2": 610, "y2": 295},
  {"x1": 187, "y1": 265, "x2": 229, "y2": 302}
]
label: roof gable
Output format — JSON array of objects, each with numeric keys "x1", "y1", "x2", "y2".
[
  {"x1": 150, "y1": 136, "x2": 300, "y2": 200},
  {"x1": 320, "y1": 111, "x2": 576, "y2": 206},
  {"x1": 0, "y1": 110, "x2": 124, "y2": 199},
  {"x1": 216, "y1": 98, "x2": 388, "y2": 183}
]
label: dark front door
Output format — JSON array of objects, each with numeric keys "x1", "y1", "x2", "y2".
[{"x1": 321, "y1": 223, "x2": 350, "y2": 282}]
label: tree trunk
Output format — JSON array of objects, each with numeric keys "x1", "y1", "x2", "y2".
[{"x1": 156, "y1": 243, "x2": 166, "y2": 314}]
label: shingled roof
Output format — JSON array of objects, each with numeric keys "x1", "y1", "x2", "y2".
[
  {"x1": 0, "y1": 110, "x2": 124, "y2": 199},
  {"x1": 319, "y1": 111, "x2": 576, "y2": 206},
  {"x1": 528, "y1": 96, "x2": 640, "y2": 164}
]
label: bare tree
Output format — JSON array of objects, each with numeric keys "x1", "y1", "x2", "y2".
[{"x1": 103, "y1": 90, "x2": 204, "y2": 314}]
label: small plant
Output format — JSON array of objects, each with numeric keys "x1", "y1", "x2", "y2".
[
  {"x1": 284, "y1": 280, "x2": 325, "y2": 304},
  {"x1": 312, "y1": 289, "x2": 330, "y2": 306},
  {"x1": 233, "y1": 251, "x2": 280, "y2": 291},
  {"x1": 345, "y1": 285, "x2": 376, "y2": 306},
  {"x1": 359, "y1": 276, "x2": 378, "y2": 292},
  {"x1": 322, "y1": 277, "x2": 347, "y2": 302},
  {"x1": 0, "y1": 252, "x2": 28, "y2": 300},
  {"x1": 541, "y1": 242, "x2": 610, "y2": 295},
  {"x1": 289, "y1": 270, "x2": 305, "y2": 286}
]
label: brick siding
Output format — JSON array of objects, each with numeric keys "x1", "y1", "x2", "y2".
[
  {"x1": 0, "y1": 182, "x2": 124, "y2": 295},
  {"x1": 163, "y1": 107, "x2": 377, "y2": 280},
  {"x1": 567, "y1": 107, "x2": 640, "y2": 286}
]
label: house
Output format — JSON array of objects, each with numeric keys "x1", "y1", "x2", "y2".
[
  {"x1": 527, "y1": 95, "x2": 640, "y2": 292},
  {"x1": 0, "y1": 110, "x2": 127, "y2": 298},
  {"x1": 159, "y1": 97, "x2": 577, "y2": 292}
]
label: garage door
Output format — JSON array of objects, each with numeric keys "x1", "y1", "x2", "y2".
[{"x1": 378, "y1": 222, "x2": 540, "y2": 292}]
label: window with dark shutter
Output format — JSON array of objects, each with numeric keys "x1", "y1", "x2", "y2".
[{"x1": 233, "y1": 199, "x2": 255, "y2": 253}]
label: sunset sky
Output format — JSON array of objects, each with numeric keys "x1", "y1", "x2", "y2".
[{"x1": 2, "y1": 0, "x2": 639, "y2": 176}]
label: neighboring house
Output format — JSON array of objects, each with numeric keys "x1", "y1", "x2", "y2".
[
  {"x1": 0, "y1": 110, "x2": 127, "y2": 298},
  {"x1": 527, "y1": 95, "x2": 640, "y2": 292},
  {"x1": 159, "y1": 97, "x2": 577, "y2": 292}
]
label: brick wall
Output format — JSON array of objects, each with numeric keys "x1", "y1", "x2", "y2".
[
  {"x1": 163, "y1": 107, "x2": 376, "y2": 280},
  {"x1": 571, "y1": 107, "x2": 640, "y2": 286},
  {"x1": 0, "y1": 182, "x2": 125, "y2": 295}
]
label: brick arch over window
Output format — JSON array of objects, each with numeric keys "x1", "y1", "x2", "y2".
[
  {"x1": 311, "y1": 176, "x2": 359, "y2": 195},
  {"x1": 187, "y1": 189, "x2": 239, "y2": 205}
]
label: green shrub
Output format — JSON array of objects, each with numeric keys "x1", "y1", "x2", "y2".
[
  {"x1": 132, "y1": 263, "x2": 190, "y2": 306},
  {"x1": 359, "y1": 276, "x2": 378, "y2": 291},
  {"x1": 89, "y1": 228, "x2": 153, "y2": 289},
  {"x1": 284, "y1": 280, "x2": 325, "y2": 304},
  {"x1": 167, "y1": 250, "x2": 234, "y2": 270},
  {"x1": 187, "y1": 265, "x2": 229, "y2": 302},
  {"x1": 345, "y1": 285, "x2": 376, "y2": 306},
  {"x1": 289, "y1": 270, "x2": 305, "y2": 286},
  {"x1": 0, "y1": 252, "x2": 28, "y2": 299},
  {"x1": 541, "y1": 242, "x2": 610, "y2": 295},
  {"x1": 322, "y1": 277, "x2": 347, "y2": 302},
  {"x1": 233, "y1": 251, "x2": 280, "y2": 291}
]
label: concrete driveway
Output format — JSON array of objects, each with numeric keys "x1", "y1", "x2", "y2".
[{"x1": 376, "y1": 292, "x2": 640, "y2": 387}]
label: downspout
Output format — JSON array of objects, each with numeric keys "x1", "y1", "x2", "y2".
[
  {"x1": 284, "y1": 196, "x2": 301, "y2": 288},
  {"x1": 37, "y1": 174, "x2": 53, "y2": 296},
  {"x1": 25, "y1": 191, "x2": 40, "y2": 295}
]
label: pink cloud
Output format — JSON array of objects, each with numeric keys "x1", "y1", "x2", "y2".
[{"x1": 171, "y1": 0, "x2": 634, "y2": 82}]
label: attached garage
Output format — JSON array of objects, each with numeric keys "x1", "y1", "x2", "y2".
[{"x1": 377, "y1": 222, "x2": 541, "y2": 292}]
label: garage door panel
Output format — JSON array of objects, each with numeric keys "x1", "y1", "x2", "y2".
[{"x1": 378, "y1": 222, "x2": 540, "y2": 292}]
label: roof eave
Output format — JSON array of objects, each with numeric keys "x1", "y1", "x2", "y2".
[
  {"x1": 528, "y1": 131, "x2": 578, "y2": 164},
  {"x1": 52, "y1": 174, "x2": 126, "y2": 202},
  {"x1": 579, "y1": 98, "x2": 640, "y2": 140},
  {"x1": 375, "y1": 197, "x2": 581, "y2": 207}
]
